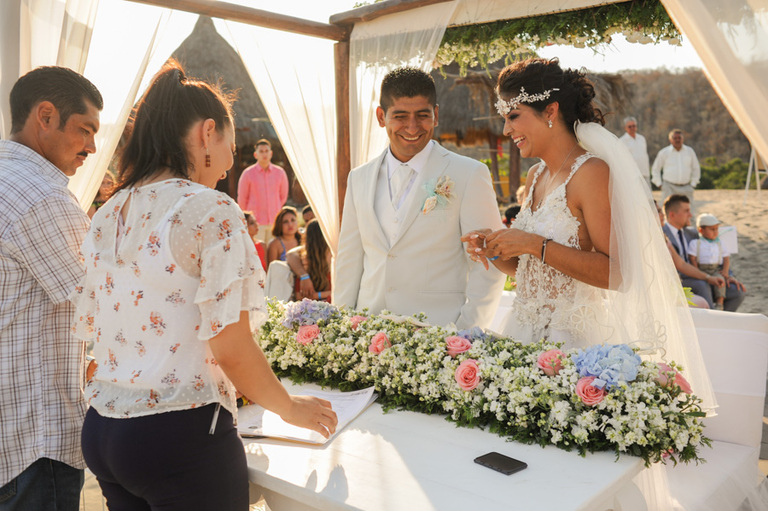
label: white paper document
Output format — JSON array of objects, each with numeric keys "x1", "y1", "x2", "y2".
[{"x1": 237, "y1": 386, "x2": 377, "y2": 445}]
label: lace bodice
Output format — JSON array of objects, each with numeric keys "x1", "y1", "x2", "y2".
[{"x1": 504, "y1": 153, "x2": 608, "y2": 347}]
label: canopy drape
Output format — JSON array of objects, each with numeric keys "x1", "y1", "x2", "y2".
[{"x1": 224, "y1": 20, "x2": 340, "y2": 254}]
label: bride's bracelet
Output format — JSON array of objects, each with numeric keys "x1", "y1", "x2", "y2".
[{"x1": 541, "y1": 238, "x2": 553, "y2": 264}]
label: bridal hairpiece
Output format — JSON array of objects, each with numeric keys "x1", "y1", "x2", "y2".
[{"x1": 495, "y1": 87, "x2": 560, "y2": 116}]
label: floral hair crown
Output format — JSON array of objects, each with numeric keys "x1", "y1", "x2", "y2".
[{"x1": 495, "y1": 87, "x2": 560, "y2": 116}]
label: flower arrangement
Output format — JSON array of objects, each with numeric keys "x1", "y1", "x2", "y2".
[
  {"x1": 258, "y1": 299, "x2": 709, "y2": 466},
  {"x1": 421, "y1": 176, "x2": 455, "y2": 215}
]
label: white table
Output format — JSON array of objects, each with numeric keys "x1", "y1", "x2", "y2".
[{"x1": 244, "y1": 382, "x2": 646, "y2": 511}]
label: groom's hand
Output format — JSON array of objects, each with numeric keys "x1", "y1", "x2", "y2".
[{"x1": 461, "y1": 229, "x2": 492, "y2": 269}]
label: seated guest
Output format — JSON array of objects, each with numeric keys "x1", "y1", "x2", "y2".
[
  {"x1": 654, "y1": 202, "x2": 720, "y2": 308},
  {"x1": 88, "y1": 170, "x2": 115, "y2": 218},
  {"x1": 688, "y1": 213, "x2": 731, "y2": 310},
  {"x1": 266, "y1": 206, "x2": 302, "y2": 267},
  {"x1": 662, "y1": 194, "x2": 745, "y2": 310},
  {"x1": 302, "y1": 204, "x2": 315, "y2": 224},
  {"x1": 502, "y1": 205, "x2": 520, "y2": 227},
  {"x1": 244, "y1": 211, "x2": 267, "y2": 271},
  {"x1": 286, "y1": 219, "x2": 331, "y2": 302}
]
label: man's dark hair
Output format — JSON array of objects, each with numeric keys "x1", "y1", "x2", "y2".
[
  {"x1": 302, "y1": 204, "x2": 313, "y2": 215},
  {"x1": 255, "y1": 138, "x2": 272, "y2": 149},
  {"x1": 379, "y1": 67, "x2": 436, "y2": 112},
  {"x1": 663, "y1": 194, "x2": 690, "y2": 215},
  {"x1": 10, "y1": 66, "x2": 103, "y2": 134}
]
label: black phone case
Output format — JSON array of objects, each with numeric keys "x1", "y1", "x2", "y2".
[{"x1": 474, "y1": 452, "x2": 528, "y2": 475}]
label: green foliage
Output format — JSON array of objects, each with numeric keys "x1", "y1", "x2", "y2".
[
  {"x1": 699, "y1": 157, "x2": 751, "y2": 190},
  {"x1": 437, "y1": 0, "x2": 680, "y2": 74}
]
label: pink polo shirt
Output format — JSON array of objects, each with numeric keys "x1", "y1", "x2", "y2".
[{"x1": 237, "y1": 162, "x2": 289, "y2": 225}]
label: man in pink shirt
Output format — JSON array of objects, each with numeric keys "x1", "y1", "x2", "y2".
[{"x1": 237, "y1": 138, "x2": 289, "y2": 243}]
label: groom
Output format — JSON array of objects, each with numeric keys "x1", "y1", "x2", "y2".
[{"x1": 333, "y1": 67, "x2": 505, "y2": 329}]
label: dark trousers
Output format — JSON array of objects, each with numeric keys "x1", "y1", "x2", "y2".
[
  {"x1": 0, "y1": 458, "x2": 83, "y2": 511},
  {"x1": 81, "y1": 405, "x2": 248, "y2": 511},
  {"x1": 682, "y1": 273, "x2": 746, "y2": 311}
]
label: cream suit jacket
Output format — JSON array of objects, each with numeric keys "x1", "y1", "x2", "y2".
[{"x1": 333, "y1": 143, "x2": 505, "y2": 329}]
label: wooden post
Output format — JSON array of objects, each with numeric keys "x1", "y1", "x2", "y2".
[{"x1": 335, "y1": 40, "x2": 351, "y2": 219}]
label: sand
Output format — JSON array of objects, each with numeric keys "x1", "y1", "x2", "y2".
[{"x1": 678, "y1": 189, "x2": 767, "y2": 315}]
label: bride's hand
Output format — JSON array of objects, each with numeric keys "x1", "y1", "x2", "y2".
[
  {"x1": 461, "y1": 229, "x2": 492, "y2": 269},
  {"x1": 485, "y1": 228, "x2": 542, "y2": 261}
]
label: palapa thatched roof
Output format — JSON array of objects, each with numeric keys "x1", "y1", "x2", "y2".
[
  {"x1": 171, "y1": 16, "x2": 276, "y2": 145},
  {"x1": 432, "y1": 60, "x2": 632, "y2": 148}
]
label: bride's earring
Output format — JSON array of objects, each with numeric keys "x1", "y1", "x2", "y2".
[
  {"x1": 205, "y1": 147, "x2": 211, "y2": 168},
  {"x1": 548, "y1": 120, "x2": 553, "y2": 129}
]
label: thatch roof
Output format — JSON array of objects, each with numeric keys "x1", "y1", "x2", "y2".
[
  {"x1": 171, "y1": 16, "x2": 276, "y2": 145},
  {"x1": 432, "y1": 60, "x2": 632, "y2": 147}
]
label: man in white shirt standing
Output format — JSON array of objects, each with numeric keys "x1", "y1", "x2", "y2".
[
  {"x1": 652, "y1": 128, "x2": 701, "y2": 204},
  {"x1": 333, "y1": 67, "x2": 505, "y2": 329},
  {"x1": 618, "y1": 116, "x2": 651, "y2": 190},
  {"x1": 0, "y1": 67, "x2": 101, "y2": 510}
]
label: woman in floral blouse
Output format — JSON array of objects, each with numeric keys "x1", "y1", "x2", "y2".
[{"x1": 71, "y1": 61, "x2": 336, "y2": 511}]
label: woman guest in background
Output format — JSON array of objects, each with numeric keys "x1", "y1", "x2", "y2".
[
  {"x1": 87, "y1": 169, "x2": 115, "y2": 218},
  {"x1": 71, "y1": 61, "x2": 336, "y2": 511},
  {"x1": 266, "y1": 205, "x2": 301, "y2": 267},
  {"x1": 244, "y1": 210, "x2": 267, "y2": 271},
  {"x1": 286, "y1": 219, "x2": 331, "y2": 302}
]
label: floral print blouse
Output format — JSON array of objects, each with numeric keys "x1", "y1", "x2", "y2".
[{"x1": 71, "y1": 179, "x2": 266, "y2": 419}]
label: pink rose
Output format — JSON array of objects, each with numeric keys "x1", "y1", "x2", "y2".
[
  {"x1": 368, "y1": 332, "x2": 391, "y2": 354},
  {"x1": 455, "y1": 359, "x2": 480, "y2": 391},
  {"x1": 445, "y1": 336, "x2": 472, "y2": 358},
  {"x1": 575, "y1": 376, "x2": 607, "y2": 406},
  {"x1": 655, "y1": 363, "x2": 693, "y2": 394},
  {"x1": 537, "y1": 349, "x2": 565, "y2": 376},
  {"x1": 350, "y1": 315, "x2": 367, "y2": 331},
  {"x1": 296, "y1": 324, "x2": 319, "y2": 345}
]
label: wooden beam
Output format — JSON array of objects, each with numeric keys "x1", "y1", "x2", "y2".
[
  {"x1": 334, "y1": 40, "x2": 351, "y2": 219},
  {"x1": 124, "y1": 0, "x2": 349, "y2": 41},
  {"x1": 330, "y1": 0, "x2": 453, "y2": 26}
]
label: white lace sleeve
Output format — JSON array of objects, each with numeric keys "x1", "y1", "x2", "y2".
[{"x1": 170, "y1": 191, "x2": 267, "y2": 341}]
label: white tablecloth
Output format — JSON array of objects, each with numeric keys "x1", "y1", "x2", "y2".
[{"x1": 245, "y1": 381, "x2": 645, "y2": 511}]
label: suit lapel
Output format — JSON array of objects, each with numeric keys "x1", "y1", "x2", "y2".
[
  {"x1": 363, "y1": 149, "x2": 389, "y2": 248},
  {"x1": 391, "y1": 143, "x2": 450, "y2": 247}
]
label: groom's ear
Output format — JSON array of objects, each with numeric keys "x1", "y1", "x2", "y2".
[
  {"x1": 376, "y1": 106, "x2": 386, "y2": 127},
  {"x1": 433, "y1": 104, "x2": 439, "y2": 127}
]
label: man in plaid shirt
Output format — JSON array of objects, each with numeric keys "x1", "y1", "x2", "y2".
[{"x1": 0, "y1": 67, "x2": 102, "y2": 510}]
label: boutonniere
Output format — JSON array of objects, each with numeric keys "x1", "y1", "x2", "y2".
[{"x1": 421, "y1": 176, "x2": 455, "y2": 214}]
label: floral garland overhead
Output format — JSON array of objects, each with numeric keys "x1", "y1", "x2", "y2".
[
  {"x1": 259, "y1": 299, "x2": 709, "y2": 467},
  {"x1": 436, "y1": 0, "x2": 681, "y2": 74}
]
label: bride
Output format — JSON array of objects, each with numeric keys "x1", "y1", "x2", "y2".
[
  {"x1": 462, "y1": 55, "x2": 727, "y2": 511},
  {"x1": 463, "y1": 57, "x2": 715, "y2": 411}
]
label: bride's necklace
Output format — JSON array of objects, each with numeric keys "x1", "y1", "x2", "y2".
[{"x1": 536, "y1": 144, "x2": 578, "y2": 208}]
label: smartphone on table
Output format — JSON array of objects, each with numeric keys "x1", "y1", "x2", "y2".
[{"x1": 474, "y1": 452, "x2": 528, "y2": 476}]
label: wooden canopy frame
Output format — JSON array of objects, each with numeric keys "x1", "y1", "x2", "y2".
[{"x1": 126, "y1": 0, "x2": 456, "y2": 210}]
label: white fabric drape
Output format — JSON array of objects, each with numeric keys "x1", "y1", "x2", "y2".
[
  {"x1": 224, "y1": 21, "x2": 340, "y2": 254},
  {"x1": 661, "y1": 0, "x2": 768, "y2": 168},
  {"x1": 349, "y1": 1, "x2": 458, "y2": 168},
  {"x1": 1, "y1": 0, "x2": 94, "y2": 138}
]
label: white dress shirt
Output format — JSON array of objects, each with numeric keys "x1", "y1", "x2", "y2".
[
  {"x1": 619, "y1": 132, "x2": 650, "y2": 178},
  {"x1": 651, "y1": 144, "x2": 700, "y2": 188}
]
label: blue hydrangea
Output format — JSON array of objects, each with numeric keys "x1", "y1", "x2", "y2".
[
  {"x1": 572, "y1": 344, "x2": 641, "y2": 390},
  {"x1": 281, "y1": 299, "x2": 339, "y2": 328},
  {"x1": 456, "y1": 326, "x2": 490, "y2": 343}
]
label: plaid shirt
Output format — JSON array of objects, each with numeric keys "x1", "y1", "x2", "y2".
[{"x1": 0, "y1": 140, "x2": 89, "y2": 486}]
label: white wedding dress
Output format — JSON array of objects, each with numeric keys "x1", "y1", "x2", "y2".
[{"x1": 500, "y1": 152, "x2": 612, "y2": 350}]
